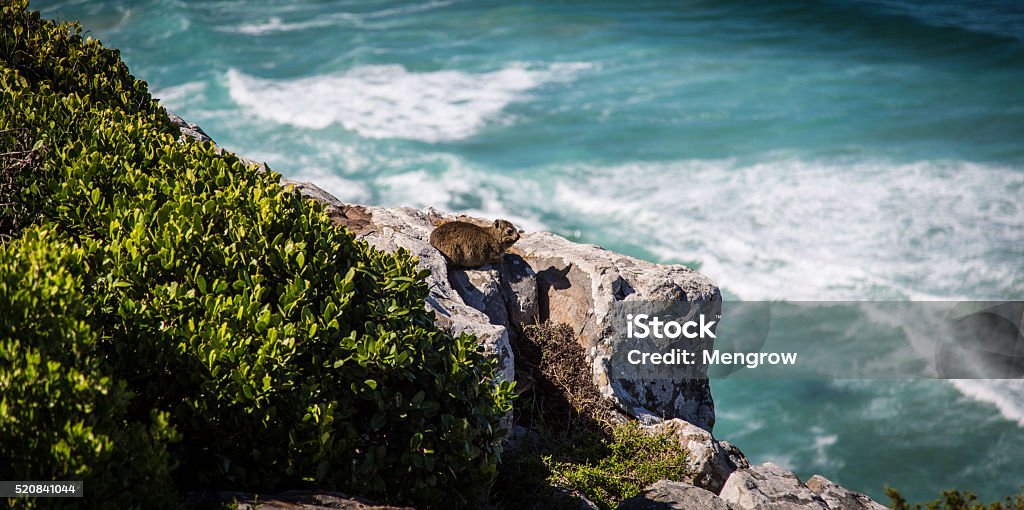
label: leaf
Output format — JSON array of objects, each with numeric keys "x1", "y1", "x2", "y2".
[{"x1": 370, "y1": 413, "x2": 385, "y2": 430}]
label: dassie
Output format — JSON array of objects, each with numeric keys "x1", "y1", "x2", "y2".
[{"x1": 429, "y1": 219, "x2": 520, "y2": 268}]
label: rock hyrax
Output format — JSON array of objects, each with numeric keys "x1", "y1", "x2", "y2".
[{"x1": 429, "y1": 219, "x2": 520, "y2": 268}]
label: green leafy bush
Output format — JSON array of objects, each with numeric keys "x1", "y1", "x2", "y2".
[
  {"x1": 0, "y1": 229, "x2": 180, "y2": 509},
  {"x1": 546, "y1": 422, "x2": 687, "y2": 510},
  {"x1": 887, "y1": 487, "x2": 1024, "y2": 510},
  {"x1": 0, "y1": 1, "x2": 512, "y2": 507},
  {"x1": 0, "y1": 0, "x2": 169, "y2": 125}
]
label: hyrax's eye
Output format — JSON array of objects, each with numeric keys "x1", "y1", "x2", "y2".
[{"x1": 505, "y1": 228, "x2": 513, "y2": 235}]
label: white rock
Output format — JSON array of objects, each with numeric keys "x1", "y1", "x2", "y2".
[
  {"x1": 619, "y1": 480, "x2": 732, "y2": 510},
  {"x1": 645, "y1": 418, "x2": 749, "y2": 493},
  {"x1": 805, "y1": 475, "x2": 888, "y2": 510},
  {"x1": 720, "y1": 463, "x2": 829, "y2": 510}
]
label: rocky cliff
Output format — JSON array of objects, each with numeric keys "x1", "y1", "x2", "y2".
[
  {"x1": 170, "y1": 113, "x2": 887, "y2": 510},
  {"x1": 284, "y1": 180, "x2": 721, "y2": 431}
]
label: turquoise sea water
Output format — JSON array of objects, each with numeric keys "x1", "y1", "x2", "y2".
[{"x1": 35, "y1": 0, "x2": 1024, "y2": 502}]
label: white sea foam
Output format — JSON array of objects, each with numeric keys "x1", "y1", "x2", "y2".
[
  {"x1": 357, "y1": 0, "x2": 460, "y2": 20},
  {"x1": 294, "y1": 170, "x2": 371, "y2": 204},
  {"x1": 547, "y1": 158, "x2": 1024, "y2": 302},
  {"x1": 219, "y1": 1, "x2": 458, "y2": 35},
  {"x1": 152, "y1": 81, "x2": 207, "y2": 109},
  {"x1": 810, "y1": 428, "x2": 841, "y2": 470},
  {"x1": 950, "y1": 379, "x2": 1024, "y2": 427},
  {"x1": 223, "y1": 17, "x2": 344, "y2": 36},
  {"x1": 225, "y1": 62, "x2": 592, "y2": 142},
  {"x1": 375, "y1": 155, "x2": 546, "y2": 232}
]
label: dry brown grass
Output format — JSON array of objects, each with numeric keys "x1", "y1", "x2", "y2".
[{"x1": 512, "y1": 322, "x2": 621, "y2": 441}]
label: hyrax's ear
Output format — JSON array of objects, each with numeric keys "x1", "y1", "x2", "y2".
[{"x1": 494, "y1": 219, "x2": 501, "y2": 228}]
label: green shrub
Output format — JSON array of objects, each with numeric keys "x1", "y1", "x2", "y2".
[
  {"x1": 0, "y1": 0, "x2": 170, "y2": 127},
  {"x1": 0, "y1": 229, "x2": 180, "y2": 509},
  {"x1": 1, "y1": 2, "x2": 513, "y2": 507},
  {"x1": 546, "y1": 422, "x2": 688, "y2": 510},
  {"x1": 887, "y1": 487, "x2": 1024, "y2": 510}
]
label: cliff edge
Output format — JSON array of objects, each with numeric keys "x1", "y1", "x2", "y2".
[{"x1": 169, "y1": 112, "x2": 887, "y2": 510}]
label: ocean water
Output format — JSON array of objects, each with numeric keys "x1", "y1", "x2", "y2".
[{"x1": 35, "y1": 0, "x2": 1024, "y2": 502}]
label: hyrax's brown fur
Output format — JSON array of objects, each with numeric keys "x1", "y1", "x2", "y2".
[{"x1": 429, "y1": 219, "x2": 520, "y2": 268}]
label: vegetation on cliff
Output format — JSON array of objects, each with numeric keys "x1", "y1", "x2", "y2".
[
  {"x1": 887, "y1": 487, "x2": 1024, "y2": 510},
  {"x1": 0, "y1": 2, "x2": 512, "y2": 508},
  {"x1": 493, "y1": 323, "x2": 688, "y2": 510}
]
